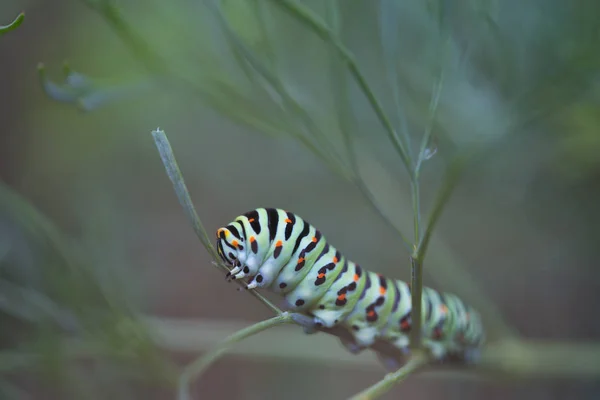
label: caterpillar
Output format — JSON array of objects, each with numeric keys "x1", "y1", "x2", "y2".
[{"x1": 216, "y1": 208, "x2": 484, "y2": 366}]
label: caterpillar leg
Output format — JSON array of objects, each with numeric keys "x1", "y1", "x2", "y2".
[
  {"x1": 350, "y1": 327, "x2": 379, "y2": 349},
  {"x1": 375, "y1": 351, "x2": 404, "y2": 372},
  {"x1": 225, "y1": 261, "x2": 242, "y2": 280},
  {"x1": 423, "y1": 341, "x2": 448, "y2": 361},
  {"x1": 290, "y1": 313, "x2": 320, "y2": 335},
  {"x1": 338, "y1": 336, "x2": 366, "y2": 354},
  {"x1": 246, "y1": 261, "x2": 282, "y2": 290},
  {"x1": 229, "y1": 257, "x2": 261, "y2": 282},
  {"x1": 462, "y1": 347, "x2": 482, "y2": 365}
]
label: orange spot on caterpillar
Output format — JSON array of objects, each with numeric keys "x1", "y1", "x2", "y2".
[
  {"x1": 353, "y1": 274, "x2": 359, "y2": 282},
  {"x1": 217, "y1": 228, "x2": 229, "y2": 238},
  {"x1": 317, "y1": 273, "x2": 326, "y2": 279},
  {"x1": 285, "y1": 218, "x2": 292, "y2": 224},
  {"x1": 333, "y1": 257, "x2": 339, "y2": 263},
  {"x1": 367, "y1": 310, "x2": 376, "y2": 317},
  {"x1": 401, "y1": 320, "x2": 410, "y2": 329},
  {"x1": 250, "y1": 236, "x2": 256, "y2": 243},
  {"x1": 248, "y1": 218, "x2": 255, "y2": 222},
  {"x1": 231, "y1": 240, "x2": 239, "y2": 248},
  {"x1": 440, "y1": 305, "x2": 449, "y2": 314},
  {"x1": 337, "y1": 294, "x2": 346, "y2": 301},
  {"x1": 297, "y1": 257, "x2": 305, "y2": 263},
  {"x1": 276, "y1": 240, "x2": 282, "y2": 247},
  {"x1": 379, "y1": 287, "x2": 387, "y2": 295},
  {"x1": 311, "y1": 236, "x2": 317, "y2": 242}
]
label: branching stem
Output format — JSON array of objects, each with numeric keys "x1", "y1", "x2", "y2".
[
  {"x1": 326, "y1": 4, "x2": 412, "y2": 250},
  {"x1": 272, "y1": 0, "x2": 413, "y2": 176},
  {"x1": 416, "y1": 153, "x2": 471, "y2": 263},
  {"x1": 177, "y1": 313, "x2": 295, "y2": 400},
  {"x1": 348, "y1": 352, "x2": 430, "y2": 400}
]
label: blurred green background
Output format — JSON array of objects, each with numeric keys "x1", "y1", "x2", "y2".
[{"x1": 1, "y1": 0, "x2": 599, "y2": 399}]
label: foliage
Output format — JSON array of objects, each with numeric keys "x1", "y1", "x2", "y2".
[
  {"x1": 6, "y1": 0, "x2": 600, "y2": 399},
  {"x1": 0, "y1": 181, "x2": 177, "y2": 398}
]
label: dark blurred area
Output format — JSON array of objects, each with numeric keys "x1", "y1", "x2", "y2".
[{"x1": 1, "y1": 0, "x2": 600, "y2": 399}]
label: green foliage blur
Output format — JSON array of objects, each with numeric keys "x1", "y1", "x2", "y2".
[{"x1": 2, "y1": 0, "x2": 600, "y2": 399}]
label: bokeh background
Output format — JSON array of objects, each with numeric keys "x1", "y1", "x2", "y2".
[{"x1": 1, "y1": 0, "x2": 599, "y2": 399}]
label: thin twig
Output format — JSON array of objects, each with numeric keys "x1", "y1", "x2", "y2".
[
  {"x1": 416, "y1": 152, "x2": 471, "y2": 262},
  {"x1": 326, "y1": 1, "x2": 412, "y2": 251},
  {"x1": 379, "y1": 0, "x2": 413, "y2": 159},
  {"x1": 151, "y1": 128, "x2": 282, "y2": 315},
  {"x1": 415, "y1": 69, "x2": 445, "y2": 175},
  {"x1": 348, "y1": 352, "x2": 430, "y2": 400},
  {"x1": 411, "y1": 179, "x2": 421, "y2": 245},
  {"x1": 408, "y1": 256, "x2": 424, "y2": 349},
  {"x1": 81, "y1": 1, "x2": 169, "y2": 76},
  {"x1": 272, "y1": 0, "x2": 414, "y2": 177},
  {"x1": 79, "y1": 0, "x2": 267, "y2": 126},
  {"x1": 0, "y1": 12, "x2": 24, "y2": 35},
  {"x1": 151, "y1": 129, "x2": 218, "y2": 260},
  {"x1": 177, "y1": 314, "x2": 294, "y2": 400},
  {"x1": 409, "y1": 65, "x2": 446, "y2": 349},
  {"x1": 206, "y1": 0, "x2": 350, "y2": 178},
  {"x1": 144, "y1": 316, "x2": 600, "y2": 380}
]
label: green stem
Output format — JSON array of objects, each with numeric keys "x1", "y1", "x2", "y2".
[
  {"x1": 326, "y1": 3, "x2": 412, "y2": 251},
  {"x1": 272, "y1": 0, "x2": 413, "y2": 176},
  {"x1": 415, "y1": 69, "x2": 445, "y2": 173},
  {"x1": 409, "y1": 255, "x2": 423, "y2": 349},
  {"x1": 348, "y1": 352, "x2": 429, "y2": 400},
  {"x1": 81, "y1": 1, "x2": 168, "y2": 75},
  {"x1": 177, "y1": 314, "x2": 294, "y2": 400},
  {"x1": 0, "y1": 12, "x2": 24, "y2": 35},
  {"x1": 416, "y1": 152, "x2": 471, "y2": 263},
  {"x1": 151, "y1": 129, "x2": 218, "y2": 260},
  {"x1": 206, "y1": 0, "x2": 350, "y2": 179},
  {"x1": 151, "y1": 129, "x2": 282, "y2": 314},
  {"x1": 409, "y1": 65, "x2": 445, "y2": 349},
  {"x1": 411, "y1": 179, "x2": 421, "y2": 244}
]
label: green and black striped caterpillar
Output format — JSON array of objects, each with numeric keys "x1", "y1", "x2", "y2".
[{"x1": 216, "y1": 208, "x2": 484, "y2": 365}]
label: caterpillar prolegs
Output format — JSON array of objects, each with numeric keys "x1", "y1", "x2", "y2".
[{"x1": 216, "y1": 208, "x2": 484, "y2": 365}]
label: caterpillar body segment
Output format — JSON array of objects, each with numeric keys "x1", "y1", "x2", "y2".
[{"x1": 216, "y1": 208, "x2": 485, "y2": 362}]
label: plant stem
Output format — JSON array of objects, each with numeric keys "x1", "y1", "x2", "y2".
[
  {"x1": 415, "y1": 69, "x2": 445, "y2": 173},
  {"x1": 409, "y1": 255, "x2": 424, "y2": 349},
  {"x1": 409, "y1": 152, "x2": 471, "y2": 349},
  {"x1": 272, "y1": 0, "x2": 413, "y2": 176},
  {"x1": 411, "y1": 179, "x2": 421, "y2": 244},
  {"x1": 409, "y1": 175, "x2": 423, "y2": 350},
  {"x1": 348, "y1": 352, "x2": 429, "y2": 400},
  {"x1": 326, "y1": 3, "x2": 412, "y2": 251},
  {"x1": 177, "y1": 313, "x2": 294, "y2": 400},
  {"x1": 0, "y1": 12, "x2": 24, "y2": 35},
  {"x1": 151, "y1": 129, "x2": 218, "y2": 261},
  {"x1": 206, "y1": 0, "x2": 351, "y2": 179},
  {"x1": 81, "y1": 0, "x2": 169, "y2": 76},
  {"x1": 409, "y1": 65, "x2": 445, "y2": 349},
  {"x1": 151, "y1": 129, "x2": 282, "y2": 315},
  {"x1": 416, "y1": 152, "x2": 470, "y2": 262}
]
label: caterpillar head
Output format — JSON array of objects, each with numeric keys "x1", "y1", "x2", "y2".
[{"x1": 215, "y1": 225, "x2": 245, "y2": 266}]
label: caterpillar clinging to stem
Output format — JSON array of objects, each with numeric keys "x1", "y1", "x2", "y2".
[{"x1": 216, "y1": 208, "x2": 484, "y2": 367}]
